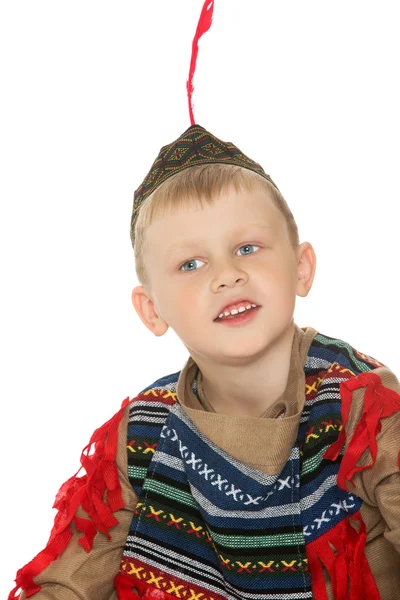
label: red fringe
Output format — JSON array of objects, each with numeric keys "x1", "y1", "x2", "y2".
[
  {"x1": 307, "y1": 510, "x2": 381, "y2": 600},
  {"x1": 9, "y1": 397, "x2": 131, "y2": 600},
  {"x1": 324, "y1": 371, "x2": 400, "y2": 489},
  {"x1": 186, "y1": 0, "x2": 214, "y2": 125}
]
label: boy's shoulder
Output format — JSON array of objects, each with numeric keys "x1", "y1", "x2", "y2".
[
  {"x1": 125, "y1": 368, "x2": 183, "y2": 415},
  {"x1": 138, "y1": 369, "x2": 182, "y2": 395},
  {"x1": 309, "y1": 329, "x2": 390, "y2": 374},
  {"x1": 306, "y1": 329, "x2": 400, "y2": 405}
]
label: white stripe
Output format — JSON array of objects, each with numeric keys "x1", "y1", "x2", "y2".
[
  {"x1": 190, "y1": 485, "x2": 301, "y2": 518},
  {"x1": 300, "y1": 474, "x2": 337, "y2": 510},
  {"x1": 154, "y1": 451, "x2": 185, "y2": 472},
  {"x1": 305, "y1": 357, "x2": 330, "y2": 369}
]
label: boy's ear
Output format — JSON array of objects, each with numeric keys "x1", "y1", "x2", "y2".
[
  {"x1": 131, "y1": 286, "x2": 169, "y2": 337},
  {"x1": 296, "y1": 242, "x2": 317, "y2": 297}
]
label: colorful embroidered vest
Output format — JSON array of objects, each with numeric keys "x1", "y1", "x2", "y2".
[
  {"x1": 115, "y1": 332, "x2": 388, "y2": 600},
  {"x1": 10, "y1": 330, "x2": 400, "y2": 600}
]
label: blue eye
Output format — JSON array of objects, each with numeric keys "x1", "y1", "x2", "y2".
[
  {"x1": 179, "y1": 245, "x2": 259, "y2": 272},
  {"x1": 238, "y1": 244, "x2": 257, "y2": 256},
  {"x1": 180, "y1": 259, "x2": 204, "y2": 272}
]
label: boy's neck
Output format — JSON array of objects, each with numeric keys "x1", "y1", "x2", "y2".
[{"x1": 194, "y1": 321, "x2": 296, "y2": 418}]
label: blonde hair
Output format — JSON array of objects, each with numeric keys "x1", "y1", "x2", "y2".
[{"x1": 133, "y1": 164, "x2": 299, "y2": 291}]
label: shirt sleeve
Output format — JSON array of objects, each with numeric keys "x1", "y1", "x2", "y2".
[
  {"x1": 17, "y1": 405, "x2": 138, "y2": 600},
  {"x1": 342, "y1": 366, "x2": 400, "y2": 553}
]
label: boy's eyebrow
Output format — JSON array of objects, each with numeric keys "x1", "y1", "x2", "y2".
[{"x1": 165, "y1": 224, "x2": 274, "y2": 256}]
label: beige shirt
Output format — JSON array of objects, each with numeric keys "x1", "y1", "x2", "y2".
[{"x1": 18, "y1": 326, "x2": 400, "y2": 599}]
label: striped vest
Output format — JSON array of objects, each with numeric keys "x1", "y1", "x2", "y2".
[{"x1": 114, "y1": 332, "x2": 387, "y2": 600}]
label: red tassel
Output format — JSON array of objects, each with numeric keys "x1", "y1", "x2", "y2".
[
  {"x1": 73, "y1": 515, "x2": 97, "y2": 553},
  {"x1": 324, "y1": 371, "x2": 400, "y2": 489},
  {"x1": 307, "y1": 510, "x2": 381, "y2": 600},
  {"x1": 9, "y1": 397, "x2": 131, "y2": 599},
  {"x1": 186, "y1": 0, "x2": 214, "y2": 125},
  {"x1": 115, "y1": 573, "x2": 170, "y2": 599}
]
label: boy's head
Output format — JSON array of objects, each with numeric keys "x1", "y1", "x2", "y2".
[
  {"x1": 134, "y1": 163, "x2": 300, "y2": 294},
  {"x1": 130, "y1": 126, "x2": 316, "y2": 365}
]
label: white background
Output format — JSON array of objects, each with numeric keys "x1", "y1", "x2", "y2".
[{"x1": 1, "y1": 0, "x2": 399, "y2": 595}]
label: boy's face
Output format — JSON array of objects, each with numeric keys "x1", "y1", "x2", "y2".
[{"x1": 132, "y1": 184, "x2": 315, "y2": 365}]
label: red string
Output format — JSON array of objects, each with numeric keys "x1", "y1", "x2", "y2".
[
  {"x1": 324, "y1": 371, "x2": 400, "y2": 489},
  {"x1": 307, "y1": 511, "x2": 381, "y2": 600},
  {"x1": 186, "y1": 0, "x2": 214, "y2": 125}
]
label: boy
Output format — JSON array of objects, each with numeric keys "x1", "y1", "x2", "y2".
[{"x1": 9, "y1": 123, "x2": 400, "y2": 600}]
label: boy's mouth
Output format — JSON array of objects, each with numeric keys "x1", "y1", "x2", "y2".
[{"x1": 214, "y1": 300, "x2": 260, "y2": 322}]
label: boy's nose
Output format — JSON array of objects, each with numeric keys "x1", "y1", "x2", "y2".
[{"x1": 211, "y1": 265, "x2": 248, "y2": 292}]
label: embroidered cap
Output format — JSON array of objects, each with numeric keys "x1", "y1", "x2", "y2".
[{"x1": 130, "y1": 124, "x2": 279, "y2": 248}]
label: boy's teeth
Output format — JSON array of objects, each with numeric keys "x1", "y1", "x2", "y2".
[{"x1": 218, "y1": 303, "x2": 257, "y2": 319}]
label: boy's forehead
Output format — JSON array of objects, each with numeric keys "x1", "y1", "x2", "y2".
[
  {"x1": 158, "y1": 180, "x2": 276, "y2": 220},
  {"x1": 164, "y1": 222, "x2": 276, "y2": 255},
  {"x1": 143, "y1": 186, "x2": 289, "y2": 261}
]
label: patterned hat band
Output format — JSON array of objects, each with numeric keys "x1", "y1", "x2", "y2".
[{"x1": 130, "y1": 124, "x2": 278, "y2": 248}]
